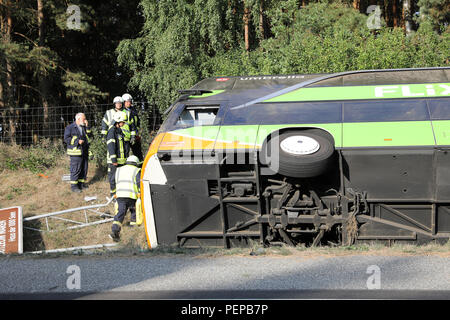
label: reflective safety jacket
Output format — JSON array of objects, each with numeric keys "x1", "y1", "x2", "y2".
[
  {"x1": 101, "y1": 108, "x2": 136, "y2": 141},
  {"x1": 115, "y1": 164, "x2": 141, "y2": 199},
  {"x1": 125, "y1": 106, "x2": 140, "y2": 136},
  {"x1": 64, "y1": 122, "x2": 92, "y2": 156},
  {"x1": 106, "y1": 124, "x2": 128, "y2": 164}
]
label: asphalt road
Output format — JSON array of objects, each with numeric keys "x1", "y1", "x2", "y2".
[{"x1": 0, "y1": 254, "x2": 449, "y2": 300}]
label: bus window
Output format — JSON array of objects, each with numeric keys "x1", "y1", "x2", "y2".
[
  {"x1": 223, "y1": 102, "x2": 342, "y2": 125},
  {"x1": 175, "y1": 105, "x2": 220, "y2": 127},
  {"x1": 428, "y1": 99, "x2": 450, "y2": 120},
  {"x1": 344, "y1": 100, "x2": 429, "y2": 122}
]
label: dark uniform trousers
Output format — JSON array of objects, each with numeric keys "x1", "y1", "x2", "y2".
[
  {"x1": 106, "y1": 124, "x2": 127, "y2": 196},
  {"x1": 131, "y1": 139, "x2": 144, "y2": 162},
  {"x1": 70, "y1": 155, "x2": 88, "y2": 188},
  {"x1": 108, "y1": 163, "x2": 123, "y2": 195},
  {"x1": 126, "y1": 106, "x2": 143, "y2": 162},
  {"x1": 112, "y1": 198, "x2": 137, "y2": 234}
]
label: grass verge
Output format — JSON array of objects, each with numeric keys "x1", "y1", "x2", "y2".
[{"x1": 0, "y1": 144, "x2": 147, "y2": 253}]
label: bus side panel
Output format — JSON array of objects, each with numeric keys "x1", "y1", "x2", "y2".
[
  {"x1": 256, "y1": 123, "x2": 343, "y2": 148},
  {"x1": 213, "y1": 125, "x2": 259, "y2": 150},
  {"x1": 342, "y1": 148, "x2": 435, "y2": 200},
  {"x1": 436, "y1": 148, "x2": 450, "y2": 201},
  {"x1": 343, "y1": 148, "x2": 439, "y2": 241},
  {"x1": 150, "y1": 163, "x2": 221, "y2": 245},
  {"x1": 432, "y1": 120, "x2": 450, "y2": 145}
]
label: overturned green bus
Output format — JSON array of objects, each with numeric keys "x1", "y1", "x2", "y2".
[{"x1": 140, "y1": 67, "x2": 450, "y2": 248}]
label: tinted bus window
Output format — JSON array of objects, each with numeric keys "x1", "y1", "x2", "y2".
[
  {"x1": 223, "y1": 102, "x2": 342, "y2": 125},
  {"x1": 176, "y1": 106, "x2": 219, "y2": 127},
  {"x1": 344, "y1": 100, "x2": 429, "y2": 122},
  {"x1": 428, "y1": 99, "x2": 450, "y2": 120},
  {"x1": 161, "y1": 103, "x2": 224, "y2": 131}
]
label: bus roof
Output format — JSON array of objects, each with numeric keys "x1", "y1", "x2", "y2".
[
  {"x1": 187, "y1": 67, "x2": 449, "y2": 105},
  {"x1": 192, "y1": 67, "x2": 449, "y2": 90}
]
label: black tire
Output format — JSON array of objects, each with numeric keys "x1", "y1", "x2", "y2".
[{"x1": 260, "y1": 129, "x2": 335, "y2": 178}]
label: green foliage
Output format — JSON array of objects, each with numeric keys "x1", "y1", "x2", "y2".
[
  {"x1": 417, "y1": 0, "x2": 450, "y2": 32},
  {"x1": 117, "y1": 0, "x2": 448, "y2": 115},
  {"x1": 117, "y1": 0, "x2": 247, "y2": 112},
  {"x1": 0, "y1": 1, "x2": 108, "y2": 107},
  {"x1": 1, "y1": 0, "x2": 143, "y2": 126},
  {"x1": 253, "y1": 1, "x2": 448, "y2": 73},
  {"x1": 137, "y1": 108, "x2": 157, "y2": 151},
  {"x1": 200, "y1": 49, "x2": 260, "y2": 77},
  {"x1": 412, "y1": 19, "x2": 450, "y2": 66},
  {"x1": 87, "y1": 116, "x2": 108, "y2": 172},
  {"x1": 62, "y1": 71, "x2": 108, "y2": 105},
  {"x1": 354, "y1": 28, "x2": 414, "y2": 69},
  {"x1": 256, "y1": 2, "x2": 447, "y2": 73},
  {"x1": 0, "y1": 140, "x2": 65, "y2": 173}
]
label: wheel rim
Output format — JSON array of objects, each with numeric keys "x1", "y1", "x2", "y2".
[{"x1": 280, "y1": 135, "x2": 320, "y2": 155}]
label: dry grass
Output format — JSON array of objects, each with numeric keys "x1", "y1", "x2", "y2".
[
  {"x1": 0, "y1": 155, "x2": 147, "y2": 252},
  {"x1": 287, "y1": 241, "x2": 450, "y2": 258},
  {"x1": 0, "y1": 157, "x2": 109, "y2": 213},
  {"x1": 187, "y1": 241, "x2": 450, "y2": 259}
]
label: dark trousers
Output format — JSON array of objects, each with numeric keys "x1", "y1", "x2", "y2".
[
  {"x1": 112, "y1": 198, "x2": 137, "y2": 234},
  {"x1": 131, "y1": 139, "x2": 144, "y2": 161},
  {"x1": 70, "y1": 155, "x2": 88, "y2": 189},
  {"x1": 108, "y1": 163, "x2": 120, "y2": 195},
  {"x1": 124, "y1": 141, "x2": 131, "y2": 160}
]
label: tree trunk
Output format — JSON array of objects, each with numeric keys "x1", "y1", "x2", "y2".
[
  {"x1": 259, "y1": 0, "x2": 265, "y2": 41},
  {"x1": 0, "y1": 0, "x2": 5, "y2": 141},
  {"x1": 393, "y1": 0, "x2": 399, "y2": 27},
  {"x1": 385, "y1": 0, "x2": 392, "y2": 27},
  {"x1": 37, "y1": 0, "x2": 50, "y2": 138},
  {"x1": 0, "y1": 72, "x2": 5, "y2": 142},
  {"x1": 403, "y1": 0, "x2": 413, "y2": 34},
  {"x1": 243, "y1": 4, "x2": 250, "y2": 51},
  {"x1": 0, "y1": 0, "x2": 15, "y2": 142}
]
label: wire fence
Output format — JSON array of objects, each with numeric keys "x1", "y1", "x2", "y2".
[{"x1": 0, "y1": 102, "x2": 163, "y2": 146}]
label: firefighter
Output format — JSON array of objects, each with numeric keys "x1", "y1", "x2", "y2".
[
  {"x1": 109, "y1": 155, "x2": 141, "y2": 242},
  {"x1": 63, "y1": 113, "x2": 92, "y2": 193},
  {"x1": 101, "y1": 96, "x2": 136, "y2": 156},
  {"x1": 122, "y1": 93, "x2": 143, "y2": 162},
  {"x1": 106, "y1": 112, "x2": 129, "y2": 197},
  {"x1": 101, "y1": 96, "x2": 124, "y2": 137}
]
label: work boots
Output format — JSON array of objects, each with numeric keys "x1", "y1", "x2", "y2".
[
  {"x1": 109, "y1": 232, "x2": 120, "y2": 242},
  {"x1": 78, "y1": 182, "x2": 89, "y2": 190},
  {"x1": 71, "y1": 185, "x2": 82, "y2": 193}
]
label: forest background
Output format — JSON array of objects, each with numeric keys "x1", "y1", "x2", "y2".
[{"x1": 0, "y1": 0, "x2": 448, "y2": 144}]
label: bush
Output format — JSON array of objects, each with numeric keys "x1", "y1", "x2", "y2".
[
  {"x1": 0, "y1": 139, "x2": 65, "y2": 173},
  {"x1": 88, "y1": 125, "x2": 108, "y2": 173}
]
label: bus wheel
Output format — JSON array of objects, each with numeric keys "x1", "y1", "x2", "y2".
[{"x1": 262, "y1": 129, "x2": 335, "y2": 178}]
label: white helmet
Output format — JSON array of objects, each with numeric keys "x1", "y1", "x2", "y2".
[
  {"x1": 126, "y1": 155, "x2": 139, "y2": 164},
  {"x1": 113, "y1": 96, "x2": 123, "y2": 104},
  {"x1": 113, "y1": 111, "x2": 127, "y2": 123},
  {"x1": 122, "y1": 93, "x2": 132, "y2": 102}
]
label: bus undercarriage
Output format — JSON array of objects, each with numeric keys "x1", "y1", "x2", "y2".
[{"x1": 149, "y1": 148, "x2": 450, "y2": 248}]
